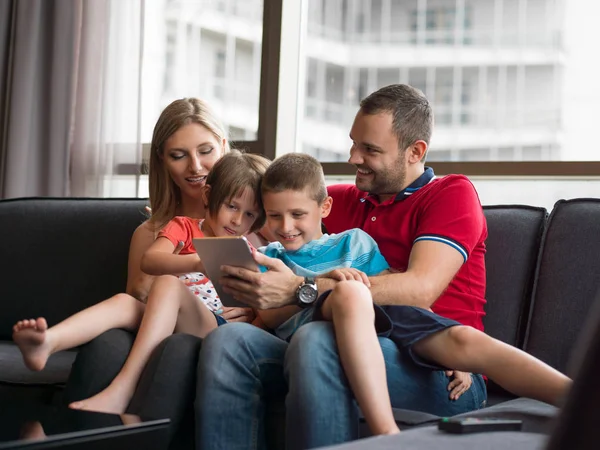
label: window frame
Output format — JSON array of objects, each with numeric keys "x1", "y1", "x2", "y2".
[
  {"x1": 141, "y1": 0, "x2": 600, "y2": 179},
  {"x1": 263, "y1": 0, "x2": 600, "y2": 178}
]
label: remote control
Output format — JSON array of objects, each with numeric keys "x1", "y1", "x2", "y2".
[{"x1": 438, "y1": 417, "x2": 523, "y2": 434}]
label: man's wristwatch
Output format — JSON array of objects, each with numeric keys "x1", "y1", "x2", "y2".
[{"x1": 296, "y1": 277, "x2": 318, "y2": 308}]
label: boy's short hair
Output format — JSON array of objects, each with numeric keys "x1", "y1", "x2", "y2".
[
  {"x1": 261, "y1": 153, "x2": 327, "y2": 204},
  {"x1": 206, "y1": 151, "x2": 271, "y2": 232}
]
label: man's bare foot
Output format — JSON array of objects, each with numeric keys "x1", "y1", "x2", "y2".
[
  {"x1": 12, "y1": 318, "x2": 53, "y2": 371},
  {"x1": 382, "y1": 426, "x2": 401, "y2": 435},
  {"x1": 69, "y1": 384, "x2": 131, "y2": 415}
]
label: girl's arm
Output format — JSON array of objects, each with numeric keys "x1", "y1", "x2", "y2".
[{"x1": 141, "y1": 236, "x2": 206, "y2": 276}]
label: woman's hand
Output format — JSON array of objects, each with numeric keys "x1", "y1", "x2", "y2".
[
  {"x1": 318, "y1": 268, "x2": 370, "y2": 287},
  {"x1": 219, "y1": 250, "x2": 302, "y2": 310},
  {"x1": 446, "y1": 370, "x2": 473, "y2": 400},
  {"x1": 219, "y1": 307, "x2": 256, "y2": 323}
]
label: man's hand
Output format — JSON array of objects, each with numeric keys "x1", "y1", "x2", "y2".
[
  {"x1": 219, "y1": 306, "x2": 256, "y2": 323},
  {"x1": 318, "y1": 268, "x2": 370, "y2": 287},
  {"x1": 220, "y1": 251, "x2": 303, "y2": 310},
  {"x1": 446, "y1": 370, "x2": 473, "y2": 400}
]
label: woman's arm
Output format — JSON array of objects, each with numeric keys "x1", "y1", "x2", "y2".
[{"x1": 126, "y1": 221, "x2": 158, "y2": 302}]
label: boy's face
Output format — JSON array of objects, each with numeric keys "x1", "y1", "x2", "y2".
[
  {"x1": 263, "y1": 189, "x2": 332, "y2": 251},
  {"x1": 202, "y1": 187, "x2": 260, "y2": 238}
]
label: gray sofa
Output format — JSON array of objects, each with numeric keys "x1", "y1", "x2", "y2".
[{"x1": 1, "y1": 197, "x2": 600, "y2": 449}]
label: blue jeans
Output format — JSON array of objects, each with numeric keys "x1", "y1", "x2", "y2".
[{"x1": 196, "y1": 321, "x2": 487, "y2": 450}]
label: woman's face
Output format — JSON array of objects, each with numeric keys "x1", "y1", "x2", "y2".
[{"x1": 162, "y1": 122, "x2": 225, "y2": 203}]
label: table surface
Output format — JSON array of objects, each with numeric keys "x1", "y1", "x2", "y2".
[{"x1": 0, "y1": 403, "x2": 170, "y2": 449}]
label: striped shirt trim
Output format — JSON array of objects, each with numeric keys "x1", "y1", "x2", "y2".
[{"x1": 414, "y1": 235, "x2": 468, "y2": 263}]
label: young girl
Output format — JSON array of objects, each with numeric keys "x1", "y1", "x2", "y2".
[{"x1": 13, "y1": 151, "x2": 270, "y2": 413}]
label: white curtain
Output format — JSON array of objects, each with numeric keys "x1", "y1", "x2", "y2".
[
  {"x1": 70, "y1": 0, "x2": 145, "y2": 197},
  {"x1": 0, "y1": 0, "x2": 145, "y2": 198}
]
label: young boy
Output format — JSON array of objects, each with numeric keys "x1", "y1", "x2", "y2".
[{"x1": 257, "y1": 153, "x2": 571, "y2": 436}]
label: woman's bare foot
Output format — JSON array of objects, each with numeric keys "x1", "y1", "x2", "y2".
[
  {"x1": 69, "y1": 384, "x2": 132, "y2": 415},
  {"x1": 19, "y1": 421, "x2": 47, "y2": 440},
  {"x1": 12, "y1": 318, "x2": 53, "y2": 371}
]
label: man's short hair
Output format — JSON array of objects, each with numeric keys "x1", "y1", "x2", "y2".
[
  {"x1": 360, "y1": 84, "x2": 433, "y2": 157},
  {"x1": 261, "y1": 153, "x2": 327, "y2": 204}
]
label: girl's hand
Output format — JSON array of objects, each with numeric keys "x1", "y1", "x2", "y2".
[
  {"x1": 317, "y1": 268, "x2": 370, "y2": 287},
  {"x1": 446, "y1": 370, "x2": 473, "y2": 400},
  {"x1": 219, "y1": 307, "x2": 256, "y2": 323}
]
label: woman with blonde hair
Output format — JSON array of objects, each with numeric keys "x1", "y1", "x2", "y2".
[{"x1": 12, "y1": 98, "x2": 261, "y2": 416}]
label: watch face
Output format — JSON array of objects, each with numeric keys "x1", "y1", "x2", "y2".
[{"x1": 299, "y1": 284, "x2": 318, "y2": 304}]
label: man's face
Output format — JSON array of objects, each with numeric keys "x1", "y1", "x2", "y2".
[{"x1": 348, "y1": 111, "x2": 408, "y2": 199}]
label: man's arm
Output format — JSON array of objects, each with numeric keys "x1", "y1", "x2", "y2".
[{"x1": 368, "y1": 239, "x2": 464, "y2": 309}]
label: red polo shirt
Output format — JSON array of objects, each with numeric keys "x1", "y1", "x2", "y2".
[{"x1": 323, "y1": 169, "x2": 487, "y2": 331}]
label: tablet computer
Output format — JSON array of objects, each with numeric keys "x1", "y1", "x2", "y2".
[{"x1": 192, "y1": 236, "x2": 260, "y2": 308}]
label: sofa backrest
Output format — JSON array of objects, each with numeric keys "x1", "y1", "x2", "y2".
[
  {"x1": 0, "y1": 198, "x2": 148, "y2": 340},
  {"x1": 482, "y1": 205, "x2": 547, "y2": 348},
  {"x1": 523, "y1": 199, "x2": 600, "y2": 374}
]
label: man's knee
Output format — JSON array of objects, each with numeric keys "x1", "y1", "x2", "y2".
[
  {"x1": 286, "y1": 321, "x2": 338, "y2": 370},
  {"x1": 202, "y1": 322, "x2": 255, "y2": 352}
]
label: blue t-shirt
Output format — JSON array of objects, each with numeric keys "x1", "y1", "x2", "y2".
[
  {"x1": 260, "y1": 228, "x2": 389, "y2": 278},
  {"x1": 260, "y1": 229, "x2": 390, "y2": 340}
]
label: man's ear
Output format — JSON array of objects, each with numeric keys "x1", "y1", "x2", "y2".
[
  {"x1": 201, "y1": 184, "x2": 211, "y2": 207},
  {"x1": 320, "y1": 196, "x2": 333, "y2": 218},
  {"x1": 407, "y1": 140, "x2": 428, "y2": 163}
]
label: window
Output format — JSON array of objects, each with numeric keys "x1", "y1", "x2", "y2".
[
  {"x1": 136, "y1": 0, "x2": 600, "y2": 204},
  {"x1": 140, "y1": 0, "x2": 263, "y2": 145}
]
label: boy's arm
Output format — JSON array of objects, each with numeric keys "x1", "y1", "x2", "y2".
[{"x1": 141, "y1": 237, "x2": 206, "y2": 276}]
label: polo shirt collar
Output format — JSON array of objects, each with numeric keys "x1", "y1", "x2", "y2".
[{"x1": 360, "y1": 167, "x2": 436, "y2": 205}]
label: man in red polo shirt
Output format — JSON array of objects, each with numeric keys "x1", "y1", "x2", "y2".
[{"x1": 197, "y1": 84, "x2": 489, "y2": 450}]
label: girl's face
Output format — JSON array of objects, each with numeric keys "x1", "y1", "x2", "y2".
[
  {"x1": 162, "y1": 122, "x2": 225, "y2": 203},
  {"x1": 202, "y1": 188, "x2": 260, "y2": 238}
]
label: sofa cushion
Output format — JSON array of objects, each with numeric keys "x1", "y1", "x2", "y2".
[
  {"x1": 0, "y1": 340, "x2": 76, "y2": 385},
  {"x1": 523, "y1": 199, "x2": 600, "y2": 374},
  {"x1": 482, "y1": 205, "x2": 547, "y2": 348},
  {"x1": 0, "y1": 198, "x2": 148, "y2": 340}
]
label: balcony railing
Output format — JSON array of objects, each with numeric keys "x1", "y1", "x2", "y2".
[
  {"x1": 307, "y1": 23, "x2": 562, "y2": 49},
  {"x1": 304, "y1": 98, "x2": 561, "y2": 130}
]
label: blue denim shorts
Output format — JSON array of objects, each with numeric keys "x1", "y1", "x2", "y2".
[
  {"x1": 215, "y1": 314, "x2": 227, "y2": 326},
  {"x1": 313, "y1": 290, "x2": 461, "y2": 371}
]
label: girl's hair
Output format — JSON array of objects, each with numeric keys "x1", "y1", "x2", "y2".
[
  {"x1": 148, "y1": 98, "x2": 231, "y2": 230},
  {"x1": 205, "y1": 151, "x2": 271, "y2": 233}
]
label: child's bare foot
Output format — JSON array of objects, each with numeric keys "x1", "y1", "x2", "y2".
[
  {"x1": 69, "y1": 384, "x2": 132, "y2": 415},
  {"x1": 12, "y1": 318, "x2": 53, "y2": 371}
]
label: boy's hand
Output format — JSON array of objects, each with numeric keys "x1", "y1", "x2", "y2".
[
  {"x1": 220, "y1": 250, "x2": 302, "y2": 310},
  {"x1": 318, "y1": 268, "x2": 370, "y2": 287},
  {"x1": 446, "y1": 370, "x2": 472, "y2": 400}
]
